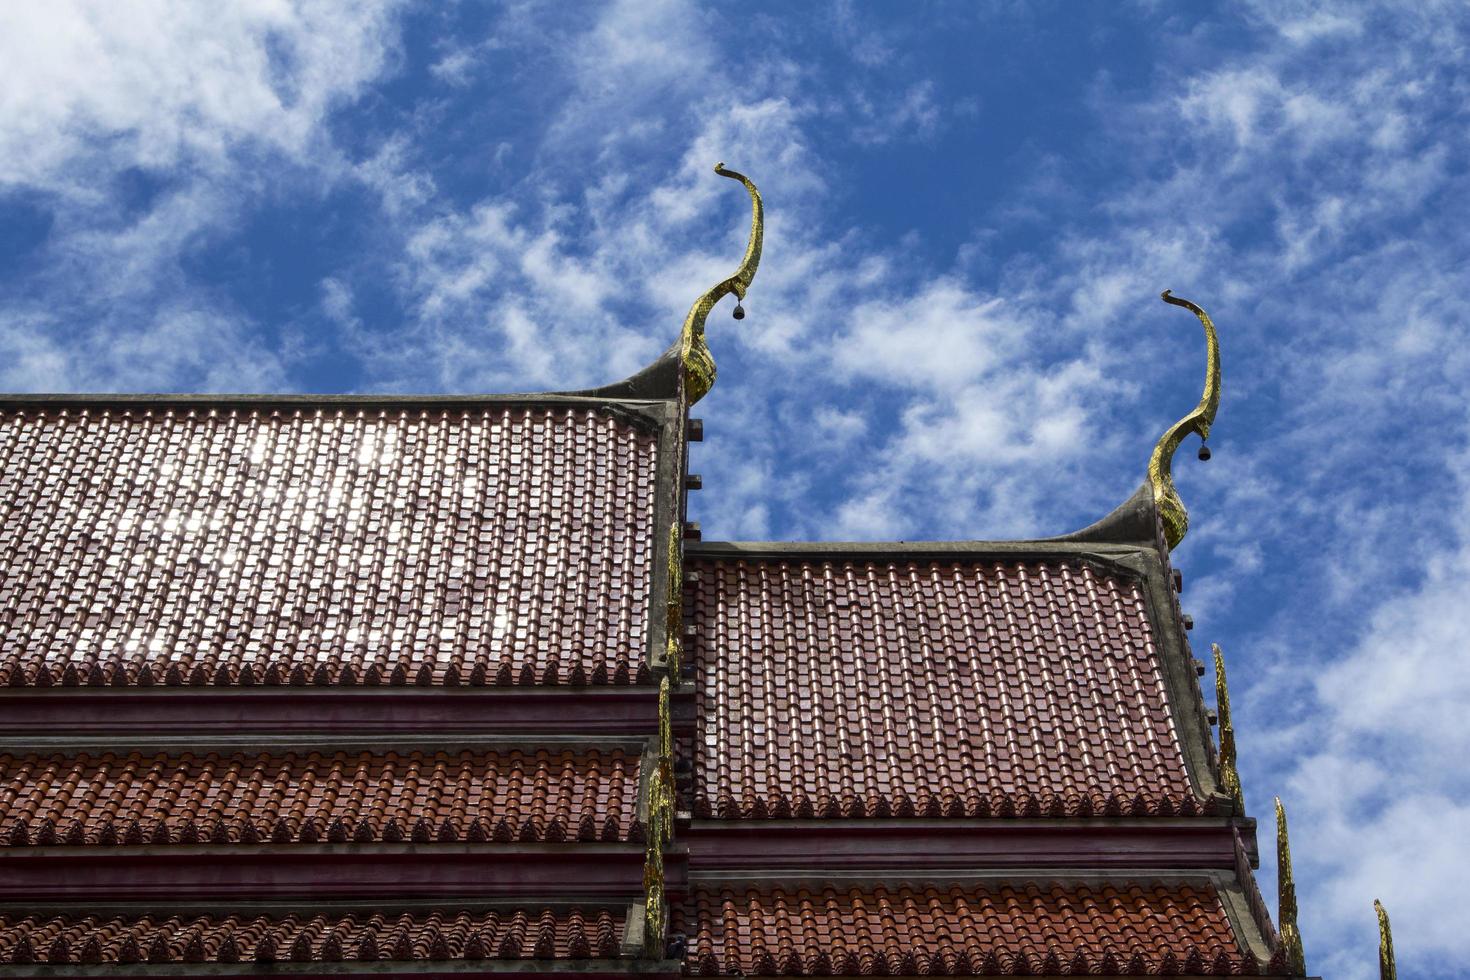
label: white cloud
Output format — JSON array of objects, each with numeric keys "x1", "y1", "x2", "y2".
[
  {"x1": 1259, "y1": 468, "x2": 1470, "y2": 978},
  {"x1": 0, "y1": 0, "x2": 406, "y2": 394},
  {"x1": 0, "y1": 0, "x2": 403, "y2": 191},
  {"x1": 0, "y1": 307, "x2": 288, "y2": 393}
]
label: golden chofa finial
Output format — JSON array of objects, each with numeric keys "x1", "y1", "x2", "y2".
[
  {"x1": 1148, "y1": 290, "x2": 1221, "y2": 549},
  {"x1": 1375, "y1": 900, "x2": 1397, "y2": 980},
  {"x1": 1275, "y1": 797, "x2": 1308, "y2": 976},
  {"x1": 679, "y1": 163, "x2": 764, "y2": 404},
  {"x1": 1213, "y1": 644, "x2": 1245, "y2": 815}
]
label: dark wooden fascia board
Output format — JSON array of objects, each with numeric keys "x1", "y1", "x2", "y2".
[
  {"x1": 683, "y1": 818, "x2": 1257, "y2": 872},
  {"x1": 0, "y1": 898, "x2": 640, "y2": 917},
  {"x1": 0, "y1": 734, "x2": 651, "y2": 754},
  {"x1": 0, "y1": 962, "x2": 682, "y2": 979},
  {"x1": 0, "y1": 845, "x2": 648, "y2": 901},
  {"x1": 0, "y1": 689, "x2": 662, "y2": 737}
]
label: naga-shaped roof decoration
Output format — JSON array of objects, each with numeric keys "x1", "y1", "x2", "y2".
[
  {"x1": 1149, "y1": 290, "x2": 1221, "y2": 550},
  {"x1": 679, "y1": 163, "x2": 763, "y2": 404}
]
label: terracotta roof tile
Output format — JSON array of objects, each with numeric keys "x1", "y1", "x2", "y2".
[
  {"x1": 0, "y1": 907, "x2": 624, "y2": 964},
  {"x1": 0, "y1": 405, "x2": 658, "y2": 688},
  {"x1": 678, "y1": 882, "x2": 1256, "y2": 975},
  {"x1": 0, "y1": 746, "x2": 641, "y2": 844},
  {"x1": 690, "y1": 558, "x2": 1199, "y2": 817}
]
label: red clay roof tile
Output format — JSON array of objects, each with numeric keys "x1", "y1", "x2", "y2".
[
  {"x1": 677, "y1": 882, "x2": 1255, "y2": 976},
  {"x1": 0, "y1": 907, "x2": 624, "y2": 964},
  {"x1": 0, "y1": 746, "x2": 641, "y2": 844},
  {"x1": 0, "y1": 405, "x2": 658, "y2": 688},
  {"x1": 690, "y1": 558, "x2": 1199, "y2": 817}
]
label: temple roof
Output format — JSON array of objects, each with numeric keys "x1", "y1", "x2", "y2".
[
  {"x1": 688, "y1": 553, "x2": 1203, "y2": 820},
  {"x1": 0, "y1": 166, "x2": 1320, "y2": 977},
  {"x1": 0, "y1": 399, "x2": 665, "y2": 690}
]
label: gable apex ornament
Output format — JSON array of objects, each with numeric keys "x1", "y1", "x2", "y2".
[
  {"x1": 679, "y1": 164, "x2": 763, "y2": 404},
  {"x1": 1149, "y1": 290, "x2": 1221, "y2": 549},
  {"x1": 1375, "y1": 900, "x2": 1396, "y2": 980}
]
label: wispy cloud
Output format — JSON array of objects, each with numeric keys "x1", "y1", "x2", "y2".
[{"x1": 0, "y1": 0, "x2": 404, "y2": 391}]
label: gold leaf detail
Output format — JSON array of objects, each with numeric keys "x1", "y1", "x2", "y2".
[
  {"x1": 1149, "y1": 291, "x2": 1221, "y2": 549},
  {"x1": 679, "y1": 164, "x2": 763, "y2": 405}
]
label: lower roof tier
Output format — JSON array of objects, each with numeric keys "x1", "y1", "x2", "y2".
[
  {"x1": 689, "y1": 556, "x2": 1203, "y2": 819},
  {"x1": 0, "y1": 744, "x2": 643, "y2": 846},
  {"x1": 0, "y1": 905, "x2": 627, "y2": 966},
  {"x1": 677, "y1": 881, "x2": 1270, "y2": 976}
]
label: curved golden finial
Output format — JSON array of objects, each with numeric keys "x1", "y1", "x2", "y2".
[
  {"x1": 1375, "y1": 900, "x2": 1397, "y2": 980},
  {"x1": 1275, "y1": 797, "x2": 1307, "y2": 976},
  {"x1": 679, "y1": 163, "x2": 763, "y2": 404},
  {"x1": 1214, "y1": 644, "x2": 1245, "y2": 814},
  {"x1": 1148, "y1": 290, "x2": 1221, "y2": 550}
]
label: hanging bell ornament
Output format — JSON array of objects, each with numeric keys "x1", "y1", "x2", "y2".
[
  {"x1": 1197, "y1": 442, "x2": 1211, "y2": 461},
  {"x1": 732, "y1": 302, "x2": 745, "y2": 320}
]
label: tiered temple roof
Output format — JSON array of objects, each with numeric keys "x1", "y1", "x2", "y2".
[{"x1": 0, "y1": 165, "x2": 1338, "y2": 978}]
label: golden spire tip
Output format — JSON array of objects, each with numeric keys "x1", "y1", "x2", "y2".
[{"x1": 1375, "y1": 900, "x2": 1397, "y2": 980}]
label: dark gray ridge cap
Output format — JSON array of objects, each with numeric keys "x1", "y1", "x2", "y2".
[
  {"x1": 0, "y1": 392, "x2": 675, "y2": 436},
  {"x1": 686, "y1": 540, "x2": 1153, "y2": 593},
  {"x1": 559, "y1": 341, "x2": 683, "y2": 402},
  {"x1": 1046, "y1": 480, "x2": 1162, "y2": 549},
  {"x1": 687, "y1": 538, "x2": 1151, "y2": 562}
]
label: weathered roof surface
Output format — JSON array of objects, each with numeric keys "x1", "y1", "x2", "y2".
[
  {"x1": 0, "y1": 403, "x2": 660, "y2": 689},
  {"x1": 0, "y1": 745, "x2": 643, "y2": 846},
  {"x1": 689, "y1": 556, "x2": 1200, "y2": 818},
  {"x1": 678, "y1": 882, "x2": 1252, "y2": 976},
  {"x1": 0, "y1": 906, "x2": 626, "y2": 965}
]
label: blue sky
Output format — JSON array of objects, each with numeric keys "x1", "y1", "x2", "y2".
[{"x1": 1, "y1": 2, "x2": 1467, "y2": 976}]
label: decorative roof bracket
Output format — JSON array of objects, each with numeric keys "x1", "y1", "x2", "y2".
[
  {"x1": 679, "y1": 164, "x2": 763, "y2": 405},
  {"x1": 1213, "y1": 644, "x2": 1245, "y2": 814},
  {"x1": 1275, "y1": 797, "x2": 1308, "y2": 975},
  {"x1": 1149, "y1": 291, "x2": 1221, "y2": 550}
]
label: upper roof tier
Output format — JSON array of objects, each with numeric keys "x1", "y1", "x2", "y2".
[
  {"x1": 0, "y1": 401, "x2": 663, "y2": 690},
  {"x1": 688, "y1": 551, "x2": 1208, "y2": 818}
]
